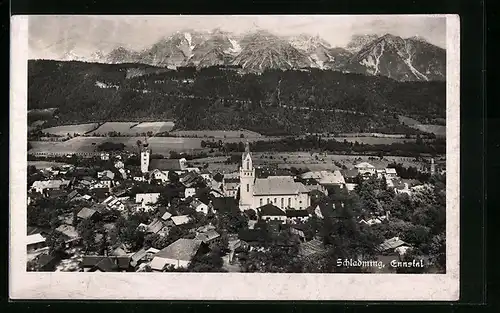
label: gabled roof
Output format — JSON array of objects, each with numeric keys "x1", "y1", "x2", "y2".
[
  {"x1": 195, "y1": 229, "x2": 220, "y2": 243},
  {"x1": 155, "y1": 238, "x2": 203, "y2": 262},
  {"x1": 253, "y1": 176, "x2": 309, "y2": 196},
  {"x1": 171, "y1": 215, "x2": 191, "y2": 226},
  {"x1": 385, "y1": 168, "x2": 398, "y2": 174},
  {"x1": 258, "y1": 203, "x2": 286, "y2": 216},
  {"x1": 355, "y1": 162, "x2": 375, "y2": 169},
  {"x1": 147, "y1": 218, "x2": 166, "y2": 234},
  {"x1": 77, "y1": 207, "x2": 97, "y2": 219},
  {"x1": 300, "y1": 170, "x2": 345, "y2": 185},
  {"x1": 377, "y1": 237, "x2": 407, "y2": 252},
  {"x1": 341, "y1": 169, "x2": 359, "y2": 178},
  {"x1": 161, "y1": 211, "x2": 173, "y2": 221},
  {"x1": 80, "y1": 256, "x2": 131, "y2": 271}
]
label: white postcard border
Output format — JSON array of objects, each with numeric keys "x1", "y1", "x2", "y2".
[{"x1": 10, "y1": 14, "x2": 460, "y2": 301}]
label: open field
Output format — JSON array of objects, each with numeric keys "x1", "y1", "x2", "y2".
[
  {"x1": 28, "y1": 161, "x2": 70, "y2": 169},
  {"x1": 41, "y1": 123, "x2": 99, "y2": 136},
  {"x1": 334, "y1": 136, "x2": 415, "y2": 145},
  {"x1": 131, "y1": 122, "x2": 175, "y2": 134},
  {"x1": 91, "y1": 122, "x2": 139, "y2": 135},
  {"x1": 398, "y1": 115, "x2": 446, "y2": 137},
  {"x1": 170, "y1": 130, "x2": 264, "y2": 138},
  {"x1": 189, "y1": 152, "x2": 443, "y2": 174}
]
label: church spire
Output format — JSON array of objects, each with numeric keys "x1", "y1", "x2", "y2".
[{"x1": 245, "y1": 140, "x2": 250, "y2": 154}]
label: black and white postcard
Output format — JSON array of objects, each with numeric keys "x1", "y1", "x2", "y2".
[{"x1": 10, "y1": 14, "x2": 460, "y2": 300}]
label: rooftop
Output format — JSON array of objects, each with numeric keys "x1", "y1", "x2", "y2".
[
  {"x1": 77, "y1": 207, "x2": 98, "y2": 219},
  {"x1": 155, "y1": 238, "x2": 203, "y2": 262},
  {"x1": 150, "y1": 159, "x2": 183, "y2": 171},
  {"x1": 355, "y1": 162, "x2": 375, "y2": 169},
  {"x1": 300, "y1": 170, "x2": 345, "y2": 185},
  {"x1": 377, "y1": 237, "x2": 407, "y2": 252},
  {"x1": 253, "y1": 176, "x2": 309, "y2": 196},
  {"x1": 258, "y1": 203, "x2": 286, "y2": 216},
  {"x1": 171, "y1": 215, "x2": 191, "y2": 226}
]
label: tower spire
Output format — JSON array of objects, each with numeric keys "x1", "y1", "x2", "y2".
[{"x1": 245, "y1": 140, "x2": 250, "y2": 154}]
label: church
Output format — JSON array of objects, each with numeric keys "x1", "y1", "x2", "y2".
[{"x1": 238, "y1": 142, "x2": 311, "y2": 212}]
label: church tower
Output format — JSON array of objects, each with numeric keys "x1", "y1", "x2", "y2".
[
  {"x1": 430, "y1": 158, "x2": 436, "y2": 175},
  {"x1": 140, "y1": 138, "x2": 150, "y2": 173},
  {"x1": 239, "y1": 141, "x2": 255, "y2": 209}
]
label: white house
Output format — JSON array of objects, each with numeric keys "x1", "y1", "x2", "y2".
[
  {"x1": 184, "y1": 187, "x2": 196, "y2": 199},
  {"x1": 31, "y1": 179, "x2": 70, "y2": 193},
  {"x1": 114, "y1": 160, "x2": 125, "y2": 169},
  {"x1": 354, "y1": 162, "x2": 376, "y2": 176},
  {"x1": 100, "y1": 152, "x2": 110, "y2": 161},
  {"x1": 150, "y1": 169, "x2": 170, "y2": 183},
  {"x1": 384, "y1": 168, "x2": 398, "y2": 180},
  {"x1": 133, "y1": 176, "x2": 147, "y2": 182},
  {"x1": 103, "y1": 195, "x2": 125, "y2": 211},
  {"x1": 191, "y1": 199, "x2": 210, "y2": 215},
  {"x1": 150, "y1": 239, "x2": 203, "y2": 271},
  {"x1": 97, "y1": 170, "x2": 115, "y2": 180},
  {"x1": 135, "y1": 193, "x2": 160, "y2": 207}
]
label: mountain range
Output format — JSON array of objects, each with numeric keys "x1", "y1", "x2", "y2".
[{"x1": 40, "y1": 29, "x2": 446, "y2": 82}]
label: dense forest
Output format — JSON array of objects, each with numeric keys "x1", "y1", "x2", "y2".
[{"x1": 28, "y1": 60, "x2": 446, "y2": 135}]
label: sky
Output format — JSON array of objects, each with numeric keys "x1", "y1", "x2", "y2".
[{"x1": 28, "y1": 15, "x2": 447, "y2": 60}]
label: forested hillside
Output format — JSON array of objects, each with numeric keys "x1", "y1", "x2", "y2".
[{"x1": 28, "y1": 60, "x2": 446, "y2": 135}]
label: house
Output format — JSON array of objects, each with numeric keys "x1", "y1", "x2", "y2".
[
  {"x1": 77, "y1": 207, "x2": 100, "y2": 221},
  {"x1": 285, "y1": 209, "x2": 310, "y2": 223},
  {"x1": 118, "y1": 168, "x2": 127, "y2": 179},
  {"x1": 194, "y1": 229, "x2": 221, "y2": 248},
  {"x1": 184, "y1": 187, "x2": 196, "y2": 199},
  {"x1": 114, "y1": 160, "x2": 125, "y2": 169},
  {"x1": 98, "y1": 176, "x2": 114, "y2": 188},
  {"x1": 300, "y1": 170, "x2": 346, "y2": 188},
  {"x1": 180, "y1": 171, "x2": 203, "y2": 188},
  {"x1": 160, "y1": 211, "x2": 173, "y2": 221},
  {"x1": 133, "y1": 176, "x2": 147, "y2": 182},
  {"x1": 89, "y1": 187, "x2": 111, "y2": 202},
  {"x1": 359, "y1": 218, "x2": 382, "y2": 226},
  {"x1": 150, "y1": 238, "x2": 205, "y2": 271},
  {"x1": 97, "y1": 170, "x2": 115, "y2": 180},
  {"x1": 103, "y1": 195, "x2": 125, "y2": 211},
  {"x1": 135, "y1": 193, "x2": 160, "y2": 210},
  {"x1": 31, "y1": 179, "x2": 71, "y2": 193},
  {"x1": 238, "y1": 228, "x2": 270, "y2": 246},
  {"x1": 354, "y1": 162, "x2": 376, "y2": 176},
  {"x1": 341, "y1": 169, "x2": 359, "y2": 184},
  {"x1": 145, "y1": 218, "x2": 170, "y2": 236},
  {"x1": 100, "y1": 152, "x2": 110, "y2": 161},
  {"x1": 191, "y1": 199, "x2": 210, "y2": 215},
  {"x1": 171, "y1": 215, "x2": 191, "y2": 226},
  {"x1": 80, "y1": 255, "x2": 132, "y2": 272},
  {"x1": 27, "y1": 233, "x2": 47, "y2": 252},
  {"x1": 149, "y1": 169, "x2": 170, "y2": 183},
  {"x1": 384, "y1": 167, "x2": 398, "y2": 180},
  {"x1": 257, "y1": 204, "x2": 287, "y2": 224},
  {"x1": 222, "y1": 177, "x2": 239, "y2": 198},
  {"x1": 200, "y1": 169, "x2": 211, "y2": 181},
  {"x1": 130, "y1": 247, "x2": 159, "y2": 267},
  {"x1": 377, "y1": 237, "x2": 408, "y2": 253}
]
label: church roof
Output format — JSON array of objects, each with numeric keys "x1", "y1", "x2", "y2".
[
  {"x1": 150, "y1": 159, "x2": 182, "y2": 171},
  {"x1": 253, "y1": 176, "x2": 309, "y2": 196}
]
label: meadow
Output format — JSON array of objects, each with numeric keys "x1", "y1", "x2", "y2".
[
  {"x1": 170, "y1": 130, "x2": 264, "y2": 138},
  {"x1": 398, "y1": 115, "x2": 446, "y2": 137},
  {"x1": 333, "y1": 136, "x2": 415, "y2": 145},
  {"x1": 90, "y1": 122, "x2": 139, "y2": 135},
  {"x1": 131, "y1": 122, "x2": 176, "y2": 135},
  {"x1": 41, "y1": 123, "x2": 99, "y2": 136}
]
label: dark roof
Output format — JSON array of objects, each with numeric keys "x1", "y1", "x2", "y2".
[
  {"x1": 27, "y1": 226, "x2": 43, "y2": 236},
  {"x1": 150, "y1": 159, "x2": 182, "y2": 171},
  {"x1": 286, "y1": 209, "x2": 310, "y2": 218},
  {"x1": 211, "y1": 197, "x2": 239, "y2": 213},
  {"x1": 258, "y1": 204, "x2": 286, "y2": 216},
  {"x1": 91, "y1": 203, "x2": 109, "y2": 214},
  {"x1": 80, "y1": 256, "x2": 131, "y2": 271},
  {"x1": 66, "y1": 190, "x2": 81, "y2": 201}
]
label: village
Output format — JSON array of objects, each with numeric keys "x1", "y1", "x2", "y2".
[{"x1": 26, "y1": 139, "x2": 446, "y2": 274}]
